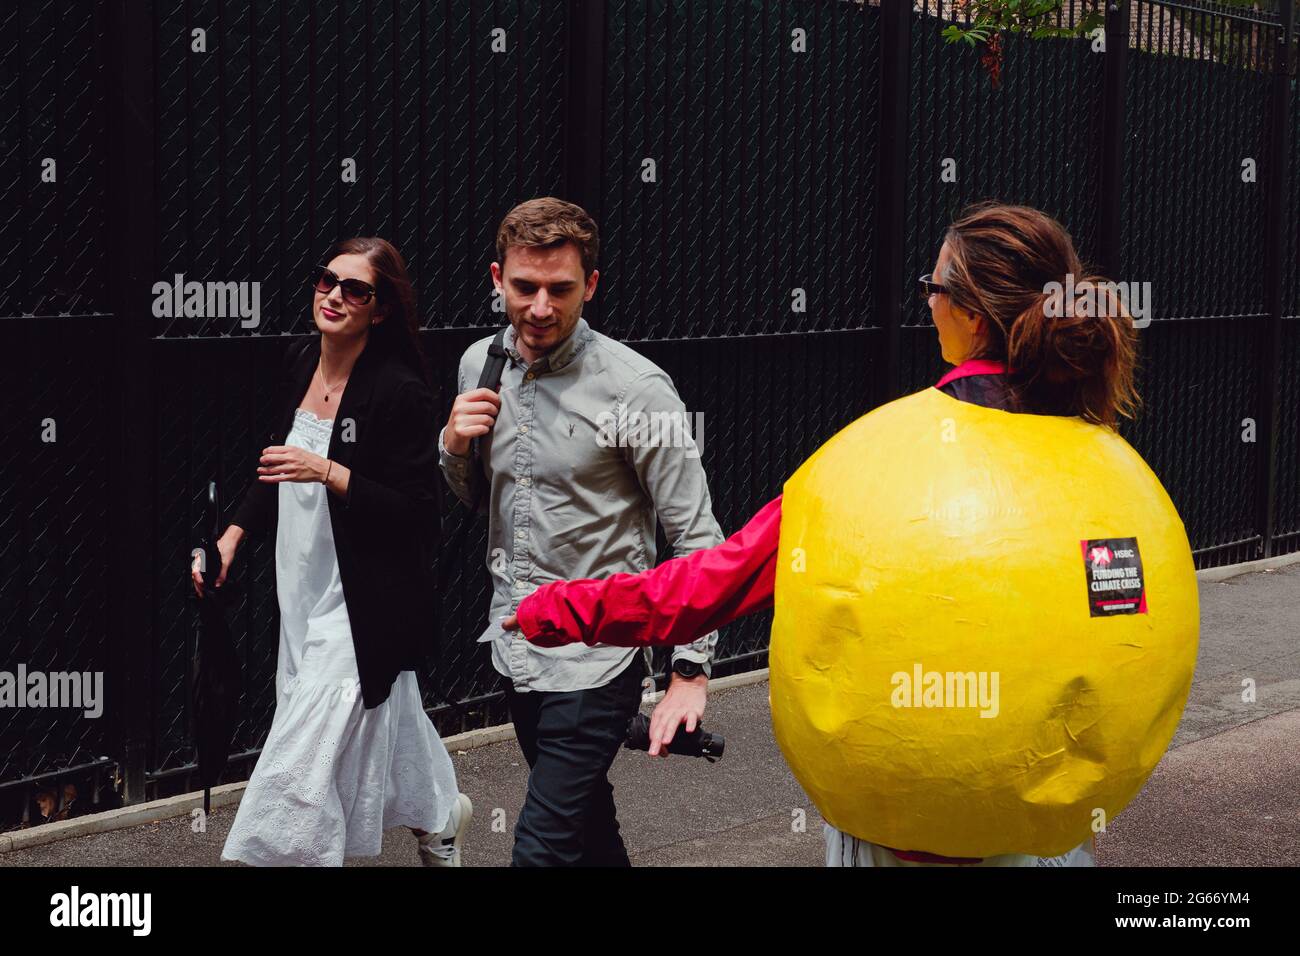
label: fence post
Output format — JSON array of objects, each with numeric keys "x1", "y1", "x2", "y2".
[
  {"x1": 102, "y1": 0, "x2": 157, "y2": 804},
  {"x1": 1258, "y1": 0, "x2": 1295, "y2": 558},
  {"x1": 874, "y1": 0, "x2": 912, "y2": 407},
  {"x1": 565, "y1": 0, "x2": 605, "y2": 329},
  {"x1": 1097, "y1": 0, "x2": 1129, "y2": 279}
]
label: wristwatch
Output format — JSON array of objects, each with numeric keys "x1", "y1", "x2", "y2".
[{"x1": 671, "y1": 658, "x2": 705, "y2": 680}]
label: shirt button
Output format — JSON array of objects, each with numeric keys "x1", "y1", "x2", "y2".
[
  {"x1": 519, "y1": 477, "x2": 530, "y2": 486},
  {"x1": 525, "y1": 372, "x2": 535, "y2": 381},
  {"x1": 515, "y1": 530, "x2": 525, "y2": 539},
  {"x1": 519, "y1": 425, "x2": 528, "y2": 434}
]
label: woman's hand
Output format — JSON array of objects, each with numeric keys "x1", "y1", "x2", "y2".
[
  {"x1": 501, "y1": 608, "x2": 572, "y2": 648},
  {"x1": 191, "y1": 525, "x2": 244, "y2": 597},
  {"x1": 257, "y1": 445, "x2": 330, "y2": 484}
]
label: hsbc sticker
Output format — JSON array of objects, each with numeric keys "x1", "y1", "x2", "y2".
[{"x1": 1081, "y1": 537, "x2": 1147, "y2": 616}]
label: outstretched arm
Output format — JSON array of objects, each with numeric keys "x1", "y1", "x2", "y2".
[{"x1": 510, "y1": 495, "x2": 783, "y2": 648}]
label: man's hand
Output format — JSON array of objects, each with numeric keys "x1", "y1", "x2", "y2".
[
  {"x1": 647, "y1": 672, "x2": 708, "y2": 758},
  {"x1": 442, "y1": 387, "x2": 501, "y2": 457}
]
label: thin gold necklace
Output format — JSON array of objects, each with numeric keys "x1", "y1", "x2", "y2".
[{"x1": 317, "y1": 361, "x2": 348, "y2": 403}]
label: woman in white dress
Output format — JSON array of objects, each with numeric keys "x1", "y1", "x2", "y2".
[{"x1": 191, "y1": 237, "x2": 471, "y2": 867}]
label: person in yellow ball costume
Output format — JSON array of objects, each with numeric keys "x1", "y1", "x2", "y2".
[{"x1": 503, "y1": 202, "x2": 1199, "y2": 867}]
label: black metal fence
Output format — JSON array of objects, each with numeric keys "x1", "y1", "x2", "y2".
[{"x1": 1, "y1": 0, "x2": 1296, "y2": 828}]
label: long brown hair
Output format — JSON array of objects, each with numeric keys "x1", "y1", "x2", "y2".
[
  {"x1": 941, "y1": 202, "x2": 1139, "y2": 427},
  {"x1": 320, "y1": 236, "x2": 429, "y2": 386}
]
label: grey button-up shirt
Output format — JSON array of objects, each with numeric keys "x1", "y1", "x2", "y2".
[{"x1": 438, "y1": 317, "x2": 723, "y2": 693}]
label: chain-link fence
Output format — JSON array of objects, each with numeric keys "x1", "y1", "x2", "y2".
[{"x1": 1, "y1": 0, "x2": 1296, "y2": 828}]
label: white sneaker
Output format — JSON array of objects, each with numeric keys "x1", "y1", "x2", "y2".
[{"x1": 417, "y1": 793, "x2": 473, "y2": 867}]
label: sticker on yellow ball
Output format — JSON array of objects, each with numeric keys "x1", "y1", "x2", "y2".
[{"x1": 1082, "y1": 537, "x2": 1146, "y2": 615}]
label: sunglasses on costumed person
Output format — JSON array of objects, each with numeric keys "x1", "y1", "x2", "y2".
[{"x1": 917, "y1": 273, "x2": 948, "y2": 300}]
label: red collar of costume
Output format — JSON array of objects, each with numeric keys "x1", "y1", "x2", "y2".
[{"x1": 934, "y1": 358, "x2": 1007, "y2": 389}]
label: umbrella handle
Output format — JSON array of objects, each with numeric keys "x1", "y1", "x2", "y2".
[
  {"x1": 207, "y1": 479, "x2": 222, "y2": 542},
  {"x1": 201, "y1": 479, "x2": 227, "y2": 594}
]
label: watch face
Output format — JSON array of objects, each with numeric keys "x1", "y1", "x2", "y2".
[{"x1": 674, "y1": 660, "x2": 702, "y2": 678}]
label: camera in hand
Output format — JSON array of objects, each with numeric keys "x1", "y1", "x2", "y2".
[{"x1": 624, "y1": 713, "x2": 724, "y2": 762}]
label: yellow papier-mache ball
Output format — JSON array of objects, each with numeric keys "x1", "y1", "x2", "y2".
[{"x1": 770, "y1": 387, "x2": 1199, "y2": 859}]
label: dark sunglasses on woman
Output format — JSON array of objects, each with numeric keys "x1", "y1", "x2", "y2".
[
  {"x1": 918, "y1": 273, "x2": 948, "y2": 301},
  {"x1": 313, "y1": 266, "x2": 378, "y2": 307}
]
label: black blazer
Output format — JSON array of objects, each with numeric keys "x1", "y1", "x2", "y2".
[{"x1": 230, "y1": 335, "x2": 441, "y2": 709}]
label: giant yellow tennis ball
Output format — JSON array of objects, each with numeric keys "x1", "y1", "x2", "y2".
[{"x1": 770, "y1": 386, "x2": 1198, "y2": 858}]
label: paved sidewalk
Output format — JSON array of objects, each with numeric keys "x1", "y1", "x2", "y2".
[
  {"x1": 1099, "y1": 561, "x2": 1300, "y2": 866},
  {"x1": 3, "y1": 564, "x2": 1296, "y2": 867}
]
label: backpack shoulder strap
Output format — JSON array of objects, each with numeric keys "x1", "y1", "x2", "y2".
[
  {"x1": 432, "y1": 328, "x2": 510, "y2": 668},
  {"x1": 476, "y1": 326, "x2": 509, "y2": 391},
  {"x1": 469, "y1": 327, "x2": 509, "y2": 474}
]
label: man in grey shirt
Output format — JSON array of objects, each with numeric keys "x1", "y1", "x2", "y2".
[{"x1": 439, "y1": 197, "x2": 723, "y2": 866}]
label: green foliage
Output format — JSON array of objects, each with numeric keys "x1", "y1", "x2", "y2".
[
  {"x1": 942, "y1": 1, "x2": 1104, "y2": 47},
  {"x1": 942, "y1": 1, "x2": 1105, "y2": 87}
]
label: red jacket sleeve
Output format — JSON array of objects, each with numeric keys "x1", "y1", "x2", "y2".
[{"x1": 517, "y1": 495, "x2": 783, "y2": 648}]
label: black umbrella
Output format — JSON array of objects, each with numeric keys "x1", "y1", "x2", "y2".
[{"x1": 192, "y1": 479, "x2": 243, "y2": 817}]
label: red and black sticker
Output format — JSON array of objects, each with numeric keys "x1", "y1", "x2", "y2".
[{"x1": 1081, "y1": 537, "x2": 1147, "y2": 616}]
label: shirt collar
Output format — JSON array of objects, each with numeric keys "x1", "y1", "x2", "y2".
[
  {"x1": 934, "y1": 358, "x2": 1007, "y2": 389},
  {"x1": 503, "y1": 316, "x2": 593, "y2": 373}
]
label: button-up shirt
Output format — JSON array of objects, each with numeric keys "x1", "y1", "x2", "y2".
[{"x1": 438, "y1": 317, "x2": 723, "y2": 693}]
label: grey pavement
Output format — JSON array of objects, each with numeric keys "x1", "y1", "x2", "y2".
[
  {"x1": 1100, "y1": 561, "x2": 1300, "y2": 866},
  {"x1": 1169, "y1": 562, "x2": 1300, "y2": 748},
  {"x1": 3, "y1": 564, "x2": 1296, "y2": 867}
]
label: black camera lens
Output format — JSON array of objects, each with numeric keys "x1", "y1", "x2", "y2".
[{"x1": 624, "y1": 713, "x2": 724, "y2": 762}]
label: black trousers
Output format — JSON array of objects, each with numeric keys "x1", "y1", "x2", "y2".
[{"x1": 505, "y1": 655, "x2": 646, "y2": 867}]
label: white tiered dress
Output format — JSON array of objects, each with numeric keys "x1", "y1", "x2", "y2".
[{"x1": 221, "y1": 407, "x2": 459, "y2": 866}]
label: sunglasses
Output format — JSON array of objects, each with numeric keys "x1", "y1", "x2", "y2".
[
  {"x1": 313, "y1": 266, "x2": 378, "y2": 306},
  {"x1": 918, "y1": 273, "x2": 948, "y2": 301}
]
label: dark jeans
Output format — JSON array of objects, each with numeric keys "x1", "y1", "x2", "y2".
[{"x1": 506, "y1": 655, "x2": 646, "y2": 867}]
